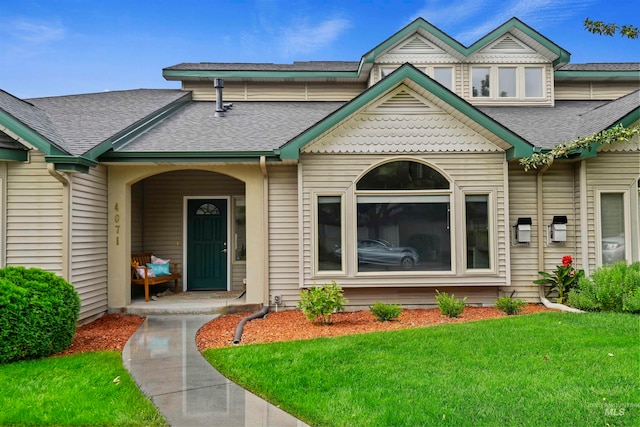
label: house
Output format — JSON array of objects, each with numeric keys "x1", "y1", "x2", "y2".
[{"x1": 0, "y1": 17, "x2": 638, "y2": 322}]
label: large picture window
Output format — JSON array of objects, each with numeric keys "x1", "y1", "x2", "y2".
[
  {"x1": 472, "y1": 66, "x2": 545, "y2": 100},
  {"x1": 354, "y1": 161, "x2": 451, "y2": 272}
]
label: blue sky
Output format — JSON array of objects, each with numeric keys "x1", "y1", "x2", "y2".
[{"x1": 1, "y1": 0, "x2": 638, "y2": 98}]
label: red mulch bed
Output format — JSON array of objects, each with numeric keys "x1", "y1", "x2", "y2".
[
  {"x1": 58, "y1": 305, "x2": 553, "y2": 356},
  {"x1": 196, "y1": 305, "x2": 553, "y2": 350}
]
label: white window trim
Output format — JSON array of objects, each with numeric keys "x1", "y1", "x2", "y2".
[
  {"x1": 312, "y1": 192, "x2": 346, "y2": 276},
  {"x1": 595, "y1": 189, "x2": 631, "y2": 267},
  {"x1": 470, "y1": 65, "x2": 546, "y2": 100},
  {"x1": 231, "y1": 196, "x2": 246, "y2": 265},
  {"x1": 462, "y1": 191, "x2": 497, "y2": 274}
]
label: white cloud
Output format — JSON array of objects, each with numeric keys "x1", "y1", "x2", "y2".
[
  {"x1": 280, "y1": 17, "x2": 352, "y2": 56},
  {"x1": 3, "y1": 18, "x2": 65, "y2": 44}
]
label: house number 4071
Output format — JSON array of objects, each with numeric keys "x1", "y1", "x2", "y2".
[{"x1": 114, "y1": 203, "x2": 120, "y2": 245}]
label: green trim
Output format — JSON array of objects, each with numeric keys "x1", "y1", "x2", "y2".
[
  {"x1": 54, "y1": 163, "x2": 91, "y2": 173},
  {"x1": 163, "y1": 69, "x2": 361, "y2": 80},
  {"x1": 0, "y1": 111, "x2": 66, "y2": 156},
  {"x1": 554, "y1": 70, "x2": 640, "y2": 79},
  {"x1": 0, "y1": 147, "x2": 28, "y2": 161},
  {"x1": 165, "y1": 18, "x2": 570, "y2": 83},
  {"x1": 98, "y1": 150, "x2": 279, "y2": 163},
  {"x1": 85, "y1": 92, "x2": 193, "y2": 160},
  {"x1": 44, "y1": 155, "x2": 98, "y2": 172},
  {"x1": 576, "y1": 108, "x2": 640, "y2": 158},
  {"x1": 280, "y1": 64, "x2": 534, "y2": 160}
]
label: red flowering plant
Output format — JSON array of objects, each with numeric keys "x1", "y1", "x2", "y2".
[{"x1": 534, "y1": 255, "x2": 585, "y2": 304}]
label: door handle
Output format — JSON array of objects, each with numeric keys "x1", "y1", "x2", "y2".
[{"x1": 221, "y1": 249, "x2": 228, "y2": 253}]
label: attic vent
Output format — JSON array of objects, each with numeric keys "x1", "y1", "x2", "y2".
[
  {"x1": 491, "y1": 36, "x2": 525, "y2": 50},
  {"x1": 398, "y1": 36, "x2": 436, "y2": 53},
  {"x1": 374, "y1": 90, "x2": 432, "y2": 114}
]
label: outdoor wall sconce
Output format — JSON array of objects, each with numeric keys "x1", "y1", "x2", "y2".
[
  {"x1": 549, "y1": 216, "x2": 568, "y2": 242},
  {"x1": 514, "y1": 217, "x2": 532, "y2": 244}
]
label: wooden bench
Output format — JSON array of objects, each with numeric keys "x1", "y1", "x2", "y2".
[{"x1": 131, "y1": 252, "x2": 181, "y2": 302}]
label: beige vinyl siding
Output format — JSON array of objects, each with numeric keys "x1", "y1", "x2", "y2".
[
  {"x1": 344, "y1": 286, "x2": 499, "y2": 309},
  {"x1": 5, "y1": 152, "x2": 64, "y2": 272},
  {"x1": 540, "y1": 164, "x2": 580, "y2": 270},
  {"x1": 70, "y1": 165, "x2": 108, "y2": 320},
  {"x1": 585, "y1": 150, "x2": 640, "y2": 270},
  {"x1": 267, "y1": 165, "x2": 300, "y2": 307},
  {"x1": 183, "y1": 81, "x2": 364, "y2": 101},
  {"x1": 554, "y1": 81, "x2": 640, "y2": 100},
  {"x1": 506, "y1": 163, "x2": 541, "y2": 300},
  {"x1": 299, "y1": 152, "x2": 508, "y2": 307},
  {"x1": 133, "y1": 170, "x2": 246, "y2": 290}
]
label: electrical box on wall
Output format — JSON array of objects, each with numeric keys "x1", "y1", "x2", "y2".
[
  {"x1": 514, "y1": 217, "x2": 532, "y2": 244},
  {"x1": 549, "y1": 216, "x2": 568, "y2": 242}
]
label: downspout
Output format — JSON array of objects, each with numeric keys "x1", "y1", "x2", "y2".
[
  {"x1": 536, "y1": 160, "x2": 582, "y2": 313},
  {"x1": 231, "y1": 157, "x2": 272, "y2": 345},
  {"x1": 47, "y1": 164, "x2": 71, "y2": 281},
  {"x1": 260, "y1": 156, "x2": 269, "y2": 307}
]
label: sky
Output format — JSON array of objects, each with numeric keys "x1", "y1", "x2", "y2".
[{"x1": 1, "y1": 0, "x2": 638, "y2": 99}]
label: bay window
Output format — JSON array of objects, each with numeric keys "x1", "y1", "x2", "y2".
[
  {"x1": 465, "y1": 195, "x2": 490, "y2": 269},
  {"x1": 600, "y1": 192, "x2": 627, "y2": 265},
  {"x1": 317, "y1": 196, "x2": 343, "y2": 272}
]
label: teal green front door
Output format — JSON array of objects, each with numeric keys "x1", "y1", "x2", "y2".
[{"x1": 187, "y1": 199, "x2": 228, "y2": 290}]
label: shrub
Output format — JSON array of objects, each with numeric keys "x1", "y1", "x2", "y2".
[
  {"x1": 534, "y1": 255, "x2": 584, "y2": 304},
  {"x1": 495, "y1": 296, "x2": 526, "y2": 315},
  {"x1": 0, "y1": 267, "x2": 80, "y2": 364},
  {"x1": 567, "y1": 262, "x2": 640, "y2": 313},
  {"x1": 435, "y1": 290, "x2": 466, "y2": 318},
  {"x1": 370, "y1": 302, "x2": 402, "y2": 322},
  {"x1": 298, "y1": 281, "x2": 348, "y2": 324}
]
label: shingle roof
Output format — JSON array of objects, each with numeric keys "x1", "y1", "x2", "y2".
[
  {"x1": 0, "y1": 89, "x2": 67, "y2": 151},
  {"x1": 27, "y1": 89, "x2": 187, "y2": 155},
  {"x1": 118, "y1": 101, "x2": 345, "y2": 153},
  {"x1": 479, "y1": 91, "x2": 639, "y2": 149},
  {"x1": 557, "y1": 63, "x2": 640, "y2": 72},
  {"x1": 164, "y1": 61, "x2": 360, "y2": 72}
]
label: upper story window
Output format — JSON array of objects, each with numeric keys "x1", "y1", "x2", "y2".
[
  {"x1": 472, "y1": 66, "x2": 545, "y2": 100},
  {"x1": 433, "y1": 67, "x2": 453, "y2": 90}
]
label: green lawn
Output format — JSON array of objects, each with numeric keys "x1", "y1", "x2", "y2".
[
  {"x1": 204, "y1": 312, "x2": 640, "y2": 427},
  {"x1": 0, "y1": 351, "x2": 167, "y2": 426}
]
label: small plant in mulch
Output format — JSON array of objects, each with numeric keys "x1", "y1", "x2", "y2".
[
  {"x1": 435, "y1": 290, "x2": 466, "y2": 318},
  {"x1": 495, "y1": 296, "x2": 526, "y2": 315},
  {"x1": 298, "y1": 281, "x2": 348, "y2": 324},
  {"x1": 369, "y1": 302, "x2": 403, "y2": 322}
]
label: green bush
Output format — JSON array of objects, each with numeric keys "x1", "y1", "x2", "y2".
[
  {"x1": 495, "y1": 296, "x2": 526, "y2": 315},
  {"x1": 370, "y1": 302, "x2": 402, "y2": 322},
  {"x1": 0, "y1": 267, "x2": 80, "y2": 364},
  {"x1": 298, "y1": 281, "x2": 348, "y2": 324},
  {"x1": 567, "y1": 262, "x2": 640, "y2": 313},
  {"x1": 435, "y1": 290, "x2": 466, "y2": 318}
]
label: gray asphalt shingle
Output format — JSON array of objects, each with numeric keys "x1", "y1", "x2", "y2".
[
  {"x1": 164, "y1": 61, "x2": 360, "y2": 72},
  {"x1": 118, "y1": 101, "x2": 345, "y2": 152},
  {"x1": 27, "y1": 89, "x2": 187, "y2": 155},
  {"x1": 557, "y1": 63, "x2": 640, "y2": 72}
]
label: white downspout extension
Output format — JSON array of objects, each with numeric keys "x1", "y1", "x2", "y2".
[
  {"x1": 47, "y1": 164, "x2": 71, "y2": 281},
  {"x1": 260, "y1": 156, "x2": 269, "y2": 306},
  {"x1": 536, "y1": 161, "x2": 582, "y2": 313}
]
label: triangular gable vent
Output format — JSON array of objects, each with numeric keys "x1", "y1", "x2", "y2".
[
  {"x1": 392, "y1": 35, "x2": 441, "y2": 54},
  {"x1": 488, "y1": 35, "x2": 531, "y2": 51},
  {"x1": 368, "y1": 87, "x2": 440, "y2": 115}
]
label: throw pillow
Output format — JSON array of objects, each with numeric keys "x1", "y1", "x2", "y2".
[
  {"x1": 147, "y1": 263, "x2": 170, "y2": 276},
  {"x1": 136, "y1": 266, "x2": 156, "y2": 279},
  {"x1": 151, "y1": 255, "x2": 170, "y2": 264}
]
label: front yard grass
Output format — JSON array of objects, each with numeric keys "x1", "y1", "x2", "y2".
[
  {"x1": 204, "y1": 312, "x2": 639, "y2": 427},
  {"x1": 0, "y1": 351, "x2": 166, "y2": 426}
]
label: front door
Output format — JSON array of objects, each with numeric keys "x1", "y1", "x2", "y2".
[{"x1": 187, "y1": 198, "x2": 228, "y2": 290}]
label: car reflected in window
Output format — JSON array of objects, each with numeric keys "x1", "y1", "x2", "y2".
[{"x1": 334, "y1": 239, "x2": 419, "y2": 269}]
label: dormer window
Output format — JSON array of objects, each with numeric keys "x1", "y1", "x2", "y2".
[{"x1": 472, "y1": 65, "x2": 545, "y2": 101}]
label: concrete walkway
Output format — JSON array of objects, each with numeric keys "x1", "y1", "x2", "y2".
[{"x1": 122, "y1": 315, "x2": 309, "y2": 427}]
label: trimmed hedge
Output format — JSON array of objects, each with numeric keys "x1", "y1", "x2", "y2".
[{"x1": 0, "y1": 267, "x2": 80, "y2": 364}]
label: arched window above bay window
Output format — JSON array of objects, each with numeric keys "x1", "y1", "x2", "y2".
[{"x1": 357, "y1": 161, "x2": 449, "y2": 191}]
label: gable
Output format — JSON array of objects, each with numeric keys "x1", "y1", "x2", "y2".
[
  {"x1": 377, "y1": 34, "x2": 458, "y2": 64},
  {"x1": 302, "y1": 85, "x2": 504, "y2": 154},
  {"x1": 469, "y1": 32, "x2": 550, "y2": 64}
]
